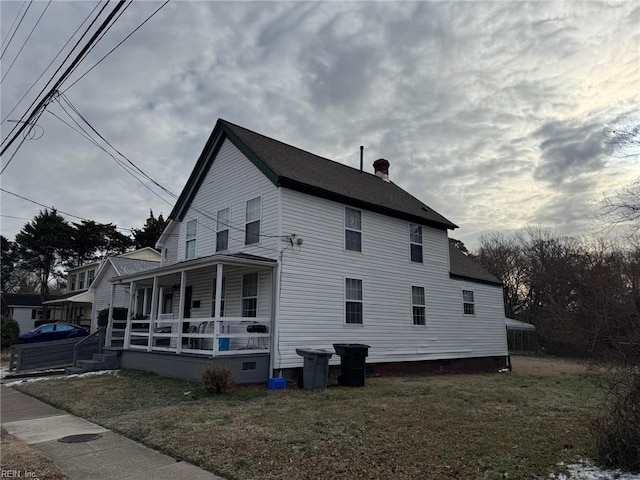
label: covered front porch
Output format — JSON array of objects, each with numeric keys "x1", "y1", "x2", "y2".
[{"x1": 106, "y1": 253, "x2": 277, "y2": 360}]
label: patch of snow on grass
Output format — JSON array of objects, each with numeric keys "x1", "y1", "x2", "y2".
[
  {"x1": 4, "y1": 369, "x2": 116, "y2": 387},
  {"x1": 550, "y1": 459, "x2": 640, "y2": 480}
]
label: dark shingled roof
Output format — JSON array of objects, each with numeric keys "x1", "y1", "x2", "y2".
[
  {"x1": 170, "y1": 119, "x2": 457, "y2": 230},
  {"x1": 1, "y1": 293, "x2": 68, "y2": 307},
  {"x1": 449, "y1": 245, "x2": 502, "y2": 286}
]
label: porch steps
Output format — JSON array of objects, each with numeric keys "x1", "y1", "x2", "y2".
[{"x1": 65, "y1": 350, "x2": 120, "y2": 375}]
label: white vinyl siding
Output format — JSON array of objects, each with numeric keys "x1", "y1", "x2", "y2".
[
  {"x1": 345, "y1": 207, "x2": 362, "y2": 252},
  {"x1": 277, "y1": 188, "x2": 508, "y2": 370},
  {"x1": 175, "y1": 139, "x2": 279, "y2": 260},
  {"x1": 185, "y1": 219, "x2": 197, "y2": 259}
]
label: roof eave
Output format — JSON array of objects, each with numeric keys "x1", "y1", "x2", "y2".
[{"x1": 449, "y1": 272, "x2": 503, "y2": 287}]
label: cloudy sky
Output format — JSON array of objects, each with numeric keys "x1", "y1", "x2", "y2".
[{"x1": 1, "y1": 0, "x2": 638, "y2": 250}]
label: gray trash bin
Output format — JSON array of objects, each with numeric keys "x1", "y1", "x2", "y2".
[{"x1": 295, "y1": 348, "x2": 333, "y2": 390}]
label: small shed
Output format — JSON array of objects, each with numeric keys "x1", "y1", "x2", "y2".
[{"x1": 505, "y1": 318, "x2": 538, "y2": 353}]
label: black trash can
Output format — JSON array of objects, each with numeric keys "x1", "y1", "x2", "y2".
[
  {"x1": 296, "y1": 348, "x2": 333, "y2": 390},
  {"x1": 333, "y1": 343, "x2": 370, "y2": 387}
]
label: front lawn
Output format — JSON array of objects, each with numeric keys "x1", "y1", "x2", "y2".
[{"x1": 14, "y1": 356, "x2": 602, "y2": 480}]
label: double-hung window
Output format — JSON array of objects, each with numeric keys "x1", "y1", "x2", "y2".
[
  {"x1": 78, "y1": 272, "x2": 85, "y2": 289},
  {"x1": 242, "y1": 273, "x2": 259, "y2": 317},
  {"x1": 216, "y1": 207, "x2": 230, "y2": 252},
  {"x1": 87, "y1": 269, "x2": 95, "y2": 287},
  {"x1": 69, "y1": 274, "x2": 77, "y2": 291},
  {"x1": 345, "y1": 207, "x2": 362, "y2": 252},
  {"x1": 245, "y1": 197, "x2": 261, "y2": 245},
  {"x1": 345, "y1": 278, "x2": 363, "y2": 324},
  {"x1": 212, "y1": 277, "x2": 226, "y2": 317},
  {"x1": 463, "y1": 290, "x2": 475, "y2": 315},
  {"x1": 410, "y1": 224, "x2": 423, "y2": 263},
  {"x1": 412, "y1": 286, "x2": 426, "y2": 326},
  {"x1": 185, "y1": 219, "x2": 197, "y2": 259}
]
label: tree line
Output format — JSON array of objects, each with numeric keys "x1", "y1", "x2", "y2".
[
  {"x1": 471, "y1": 227, "x2": 640, "y2": 361},
  {"x1": 1, "y1": 209, "x2": 167, "y2": 297}
]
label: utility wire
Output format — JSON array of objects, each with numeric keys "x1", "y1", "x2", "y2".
[
  {"x1": 0, "y1": 187, "x2": 134, "y2": 231},
  {"x1": 63, "y1": 0, "x2": 170, "y2": 92},
  {"x1": 0, "y1": 0, "x2": 127, "y2": 158},
  {"x1": 0, "y1": 0, "x2": 111, "y2": 148},
  {"x1": 0, "y1": 0, "x2": 32, "y2": 59},
  {"x1": 1, "y1": 0, "x2": 52, "y2": 84},
  {"x1": 1, "y1": 2, "x2": 102, "y2": 124}
]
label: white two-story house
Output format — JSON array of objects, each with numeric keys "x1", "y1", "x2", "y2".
[{"x1": 106, "y1": 119, "x2": 508, "y2": 382}]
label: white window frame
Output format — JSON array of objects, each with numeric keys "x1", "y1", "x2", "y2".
[
  {"x1": 87, "y1": 269, "x2": 96, "y2": 287},
  {"x1": 411, "y1": 286, "x2": 426, "y2": 326},
  {"x1": 69, "y1": 274, "x2": 77, "y2": 291},
  {"x1": 241, "y1": 272, "x2": 259, "y2": 317},
  {"x1": 78, "y1": 272, "x2": 85, "y2": 289},
  {"x1": 344, "y1": 207, "x2": 362, "y2": 252},
  {"x1": 216, "y1": 207, "x2": 231, "y2": 252},
  {"x1": 345, "y1": 277, "x2": 363, "y2": 325},
  {"x1": 185, "y1": 219, "x2": 197, "y2": 259},
  {"x1": 462, "y1": 289, "x2": 475, "y2": 315},
  {"x1": 409, "y1": 224, "x2": 423, "y2": 263},
  {"x1": 212, "y1": 276, "x2": 227, "y2": 317},
  {"x1": 245, "y1": 197, "x2": 262, "y2": 246}
]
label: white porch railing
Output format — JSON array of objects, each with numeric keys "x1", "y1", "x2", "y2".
[{"x1": 126, "y1": 316, "x2": 270, "y2": 356}]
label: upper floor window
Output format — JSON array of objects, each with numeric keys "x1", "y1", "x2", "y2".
[
  {"x1": 463, "y1": 290, "x2": 475, "y2": 315},
  {"x1": 163, "y1": 248, "x2": 168, "y2": 260},
  {"x1": 412, "y1": 286, "x2": 426, "y2": 326},
  {"x1": 345, "y1": 207, "x2": 362, "y2": 252},
  {"x1": 410, "y1": 224, "x2": 423, "y2": 263},
  {"x1": 69, "y1": 274, "x2": 77, "y2": 291},
  {"x1": 242, "y1": 273, "x2": 259, "y2": 317},
  {"x1": 87, "y1": 269, "x2": 96, "y2": 286},
  {"x1": 78, "y1": 272, "x2": 86, "y2": 289},
  {"x1": 216, "y1": 207, "x2": 230, "y2": 252},
  {"x1": 345, "y1": 278, "x2": 363, "y2": 324},
  {"x1": 185, "y1": 219, "x2": 197, "y2": 259},
  {"x1": 245, "y1": 197, "x2": 261, "y2": 245}
]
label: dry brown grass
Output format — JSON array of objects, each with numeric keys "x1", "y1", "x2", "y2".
[
  {"x1": 0, "y1": 429, "x2": 70, "y2": 480},
  {"x1": 15, "y1": 356, "x2": 604, "y2": 480}
]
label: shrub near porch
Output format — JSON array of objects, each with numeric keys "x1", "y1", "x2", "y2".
[{"x1": 16, "y1": 356, "x2": 602, "y2": 480}]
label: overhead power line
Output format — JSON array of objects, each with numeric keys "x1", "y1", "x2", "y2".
[
  {"x1": 1, "y1": 0, "x2": 52, "y2": 84},
  {"x1": 1, "y1": 2, "x2": 102, "y2": 125},
  {"x1": 0, "y1": 0, "x2": 32, "y2": 59},
  {"x1": 0, "y1": 0, "x2": 127, "y2": 158}
]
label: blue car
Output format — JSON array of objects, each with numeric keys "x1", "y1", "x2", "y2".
[{"x1": 18, "y1": 322, "x2": 89, "y2": 344}]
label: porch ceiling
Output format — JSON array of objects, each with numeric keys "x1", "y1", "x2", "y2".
[{"x1": 110, "y1": 252, "x2": 276, "y2": 285}]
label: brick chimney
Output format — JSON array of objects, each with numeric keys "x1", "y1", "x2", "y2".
[{"x1": 373, "y1": 158, "x2": 390, "y2": 182}]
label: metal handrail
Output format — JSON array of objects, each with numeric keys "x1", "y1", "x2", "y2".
[{"x1": 72, "y1": 327, "x2": 106, "y2": 366}]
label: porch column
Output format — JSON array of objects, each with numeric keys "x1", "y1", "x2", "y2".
[
  {"x1": 147, "y1": 276, "x2": 159, "y2": 352},
  {"x1": 105, "y1": 284, "x2": 117, "y2": 347},
  {"x1": 124, "y1": 281, "x2": 136, "y2": 349},
  {"x1": 143, "y1": 288, "x2": 150, "y2": 316},
  {"x1": 213, "y1": 263, "x2": 224, "y2": 357},
  {"x1": 176, "y1": 270, "x2": 186, "y2": 353},
  {"x1": 269, "y1": 262, "x2": 280, "y2": 376}
]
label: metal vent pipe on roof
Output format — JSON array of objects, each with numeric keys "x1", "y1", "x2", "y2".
[{"x1": 360, "y1": 146, "x2": 364, "y2": 172}]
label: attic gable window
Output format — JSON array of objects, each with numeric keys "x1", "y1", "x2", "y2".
[
  {"x1": 345, "y1": 207, "x2": 362, "y2": 252},
  {"x1": 410, "y1": 224, "x2": 423, "y2": 263},
  {"x1": 245, "y1": 197, "x2": 261, "y2": 245},
  {"x1": 216, "y1": 207, "x2": 230, "y2": 252},
  {"x1": 185, "y1": 219, "x2": 197, "y2": 259}
]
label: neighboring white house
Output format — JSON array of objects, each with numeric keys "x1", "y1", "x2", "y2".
[
  {"x1": 1, "y1": 293, "x2": 65, "y2": 333},
  {"x1": 107, "y1": 119, "x2": 508, "y2": 381},
  {"x1": 44, "y1": 248, "x2": 161, "y2": 331}
]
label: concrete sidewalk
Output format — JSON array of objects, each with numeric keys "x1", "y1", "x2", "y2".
[{"x1": 1, "y1": 385, "x2": 224, "y2": 480}]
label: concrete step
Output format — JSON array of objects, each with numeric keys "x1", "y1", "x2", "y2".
[
  {"x1": 65, "y1": 367, "x2": 86, "y2": 375},
  {"x1": 76, "y1": 359, "x2": 101, "y2": 372}
]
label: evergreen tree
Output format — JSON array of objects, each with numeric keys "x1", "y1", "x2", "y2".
[
  {"x1": 14, "y1": 209, "x2": 74, "y2": 297},
  {"x1": 1, "y1": 235, "x2": 16, "y2": 293},
  {"x1": 132, "y1": 210, "x2": 167, "y2": 250}
]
